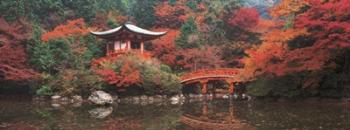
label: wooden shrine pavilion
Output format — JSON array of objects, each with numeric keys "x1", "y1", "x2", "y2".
[{"x1": 90, "y1": 22, "x2": 167, "y2": 56}]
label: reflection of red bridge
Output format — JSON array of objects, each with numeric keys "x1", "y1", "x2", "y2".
[
  {"x1": 180, "y1": 68, "x2": 239, "y2": 94},
  {"x1": 181, "y1": 115, "x2": 241, "y2": 130},
  {"x1": 180, "y1": 103, "x2": 254, "y2": 130}
]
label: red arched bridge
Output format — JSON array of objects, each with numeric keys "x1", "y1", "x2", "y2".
[{"x1": 180, "y1": 68, "x2": 239, "y2": 94}]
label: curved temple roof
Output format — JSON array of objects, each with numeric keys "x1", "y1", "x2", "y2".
[{"x1": 90, "y1": 23, "x2": 167, "y2": 42}]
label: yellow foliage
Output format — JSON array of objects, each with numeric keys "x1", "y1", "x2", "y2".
[
  {"x1": 239, "y1": 42, "x2": 287, "y2": 81},
  {"x1": 262, "y1": 28, "x2": 308, "y2": 43},
  {"x1": 271, "y1": 0, "x2": 309, "y2": 18},
  {"x1": 239, "y1": 28, "x2": 308, "y2": 81}
]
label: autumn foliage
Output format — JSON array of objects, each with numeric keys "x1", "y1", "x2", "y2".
[
  {"x1": 178, "y1": 45, "x2": 225, "y2": 71},
  {"x1": 91, "y1": 53, "x2": 181, "y2": 95},
  {"x1": 154, "y1": 1, "x2": 187, "y2": 28},
  {"x1": 240, "y1": 0, "x2": 350, "y2": 82},
  {"x1": 0, "y1": 18, "x2": 39, "y2": 82},
  {"x1": 151, "y1": 28, "x2": 180, "y2": 66},
  {"x1": 1, "y1": 0, "x2": 349, "y2": 97},
  {"x1": 295, "y1": 0, "x2": 350, "y2": 49},
  {"x1": 41, "y1": 19, "x2": 89, "y2": 42},
  {"x1": 92, "y1": 55, "x2": 141, "y2": 87},
  {"x1": 95, "y1": 65, "x2": 141, "y2": 87},
  {"x1": 270, "y1": 0, "x2": 309, "y2": 18},
  {"x1": 154, "y1": 0, "x2": 207, "y2": 29},
  {"x1": 228, "y1": 7, "x2": 260, "y2": 31}
]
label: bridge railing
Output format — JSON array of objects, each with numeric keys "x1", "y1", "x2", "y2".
[{"x1": 180, "y1": 68, "x2": 239, "y2": 81}]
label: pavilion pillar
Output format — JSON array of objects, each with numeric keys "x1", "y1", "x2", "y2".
[
  {"x1": 200, "y1": 80, "x2": 208, "y2": 95},
  {"x1": 229, "y1": 102, "x2": 235, "y2": 123},
  {"x1": 106, "y1": 43, "x2": 110, "y2": 56},
  {"x1": 202, "y1": 103, "x2": 209, "y2": 117},
  {"x1": 127, "y1": 41, "x2": 131, "y2": 51},
  {"x1": 141, "y1": 42, "x2": 144, "y2": 54}
]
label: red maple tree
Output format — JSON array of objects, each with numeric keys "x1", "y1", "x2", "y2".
[
  {"x1": 154, "y1": 0, "x2": 208, "y2": 29},
  {"x1": 228, "y1": 7, "x2": 260, "y2": 31},
  {"x1": 150, "y1": 28, "x2": 180, "y2": 67},
  {"x1": 177, "y1": 45, "x2": 225, "y2": 71},
  {"x1": 240, "y1": 0, "x2": 350, "y2": 81},
  {"x1": 0, "y1": 18, "x2": 39, "y2": 82},
  {"x1": 92, "y1": 55, "x2": 141, "y2": 87},
  {"x1": 41, "y1": 18, "x2": 89, "y2": 42}
]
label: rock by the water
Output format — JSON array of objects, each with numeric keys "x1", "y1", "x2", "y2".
[
  {"x1": 51, "y1": 95, "x2": 61, "y2": 100},
  {"x1": 153, "y1": 97, "x2": 163, "y2": 103},
  {"x1": 123, "y1": 97, "x2": 133, "y2": 102},
  {"x1": 247, "y1": 95, "x2": 253, "y2": 101},
  {"x1": 33, "y1": 96, "x2": 46, "y2": 101},
  {"x1": 170, "y1": 95, "x2": 180, "y2": 101},
  {"x1": 88, "y1": 91, "x2": 113, "y2": 105},
  {"x1": 155, "y1": 95, "x2": 163, "y2": 99},
  {"x1": 72, "y1": 95, "x2": 83, "y2": 102},
  {"x1": 179, "y1": 94, "x2": 185, "y2": 99},
  {"x1": 170, "y1": 95, "x2": 185, "y2": 105},
  {"x1": 148, "y1": 96, "x2": 154, "y2": 102},
  {"x1": 242, "y1": 94, "x2": 247, "y2": 99},
  {"x1": 133, "y1": 96, "x2": 140, "y2": 103},
  {"x1": 112, "y1": 95, "x2": 118, "y2": 101},
  {"x1": 170, "y1": 99, "x2": 179, "y2": 105},
  {"x1": 223, "y1": 95, "x2": 229, "y2": 99},
  {"x1": 60, "y1": 97, "x2": 69, "y2": 102},
  {"x1": 170, "y1": 95, "x2": 180, "y2": 104},
  {"x1": 51, "y1": 103, "x2": 61, "y2": 108},
  {"x1": 72, "y1": 102, "x2": 82, "y2": 107},
  {"x1": 233, "y1": 94, "x2": 239, "y2": 99},
  {"x1": 140, "y1": 95, "x2": 148, "y2": 100},
  {"x1": 89, "y1": 107, "x2": 113, "y2": 119}
]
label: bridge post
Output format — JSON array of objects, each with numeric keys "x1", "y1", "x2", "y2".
[
  {"x1": 200, "y1": 80, "x2": 208, "y2": 95},
  {"x1": 229, "y1": 83, "x2": 235, "y2": 94},
  {"x1": 226, "y1": 79, "x2": 235, "y2": 95},
  {"x1": 202, "y1": 102, "x2": 209, "y2": 117}
]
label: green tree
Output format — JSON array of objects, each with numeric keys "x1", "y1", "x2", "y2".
[
  {"x1": 132, "y1": 0, "x2": 157, "y2": 28},
  {"x1": 176, "y1": 17, "x2": 198, "y2": 48},
  {"x1": 168, "y1": 0, "x2": 176, "y2": 6},
  {"x1": 0, "y1": 0, "x2": 25, "y2": 21}
]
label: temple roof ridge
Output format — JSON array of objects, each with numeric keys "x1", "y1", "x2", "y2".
[{"x1": 90, "y1": 23, "x2": 167, "y2": 36}]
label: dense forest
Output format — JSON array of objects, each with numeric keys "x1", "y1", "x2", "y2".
[{"x1": 0, "y1": 0, "x2": 349, "y2": 98}]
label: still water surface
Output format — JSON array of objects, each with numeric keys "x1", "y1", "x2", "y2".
[{"x1": 1, "y1": 97, "x2": 350, "y2": 130}]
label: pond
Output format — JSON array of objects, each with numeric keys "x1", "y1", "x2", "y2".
[{"x1": 1, "y1": 96, "x2": 350, "y2": 130}]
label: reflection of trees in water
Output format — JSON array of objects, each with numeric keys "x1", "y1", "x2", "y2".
[
  {"x1": 2, "y1": 99, "x2": 350, "y2": 129},
  {"x1": 109, "y1": 103, "x2": 183, "y2": 129},
  {"x1": 1, "y1": 122, "x2": 39, "y2": 130},
  {"x1": 103, "y1": 118, "x2": 141, "y2": 130},
  {"x1": 1, "y1": 102, "x2": 184, "y2": 130},
  {"x1": 1, "y1": 104, "x2": 103, "y2": 129},
  {"x1": 181, "y1": 100, "x2": 350, "y2": 129},
  {"x1": 233, "y1": 101, "x2": 350, "y2": 129}
]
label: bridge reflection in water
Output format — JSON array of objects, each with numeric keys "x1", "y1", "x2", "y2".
[{"x1": 180, "y1": 101, "x2": 256, "y2": 130}]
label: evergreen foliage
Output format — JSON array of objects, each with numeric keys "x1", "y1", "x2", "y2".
[
  {"x1": 176, "y1": 17, "x2": 198, "y2": 49},
  {"x1": 132, "y1": 0, "x2": 157, "y2": 28}
]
